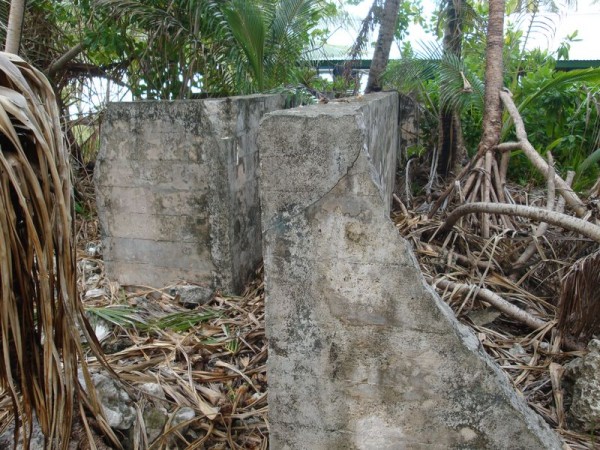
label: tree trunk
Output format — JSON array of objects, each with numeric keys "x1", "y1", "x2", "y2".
[
  {"x1": 478, "y1": 0, "x2": 505, "y2": 157},
  {"x1": 472, "y1": 0, "x2": 505, "y2": 237},
  {"x1": 438, "y1": 0, "x2": 464, "y2": 176},
  {"x1": 365, "y1": 0, "x2": 400, "y2": 94},
  {"x1": 5, "y1": 0, "x2": 26, "y2": 54}
]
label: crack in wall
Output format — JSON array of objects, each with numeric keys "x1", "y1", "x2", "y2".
[{"x1": 262, "y1": 117, "x2": 367, "y2": 234}]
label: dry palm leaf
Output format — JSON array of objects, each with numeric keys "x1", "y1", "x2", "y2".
[
  {"x1": 0, "y1": 52, "x2": 118, "y2": 449},
  {"x1": 558, "y1": 248, "x2": 600, "y2": 344}
]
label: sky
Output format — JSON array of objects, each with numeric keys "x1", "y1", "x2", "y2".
[{"x1": 327, "y1": 0, "x2": 600, "y2": 60}]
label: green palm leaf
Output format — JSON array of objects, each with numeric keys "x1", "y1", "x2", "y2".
[
  {"x1": 575, "y1": 147, "x2": 600, "y2": 183},
  {"x1": 438, "y1": 52, "x2": 485, "y2": 113},
  {"x1": 518, "y1": 68, "x2": 600, "y2": 112},
  {"x1": 268, "y1": 0, "x2": 319, "y2": 72},
  {"x1": 222, "y1": 0, "x2": 267, "y2": 91},
  {"x1": 385, "y1": 42, "x2": 484, "y2": 115}
]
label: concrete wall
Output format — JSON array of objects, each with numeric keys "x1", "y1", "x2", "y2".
[
  {"x1": 258, "y1": 92, "x2": 563, "y2": 449},
  {"x1": 95, "y1": 95, "x2": 285, "y2": 292}
]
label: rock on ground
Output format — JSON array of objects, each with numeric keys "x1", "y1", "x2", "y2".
[{"x1": 565, "y1": 339, "x2": 600, "y2": 431}]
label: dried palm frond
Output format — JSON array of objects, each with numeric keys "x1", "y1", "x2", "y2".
[
  {"x1": 78, "y1": 267, "x2": 269, "y2": 449},
  {"x1": 558, "y1": 248, "x2": 600, "y2": 343},
  {"x1": 0, "y1": 52, "x2": 118, "y2": 449}
]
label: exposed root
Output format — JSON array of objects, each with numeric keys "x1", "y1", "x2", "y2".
[
  {"x1": 499, "y1": 90, "x2": 587, "y2": 218},
  {"x1": 433, "y1": 278, "x2": 549, "y2": 331},
  {"x1": 440, "y1": 202, "x2": 600, "y2": 243}
]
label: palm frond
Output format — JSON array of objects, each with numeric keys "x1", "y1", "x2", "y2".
[
  {"x1": 518, "y1": 68, "x2": 600, "y2": 112},
  {"x1": 87, "y1": 305, "x2": 148, "y2": 329},
  {"x1": 439, "y1": 52, "x2": 485, "y2": 113},
  {"x1": 574, "y1": 147, "x2": 600, "y2": 183},
  {"x1": 0, "y1": 52, "x2": 119, "y2": 449},
  {"x1": 222, "y1": 0, "x2": 266, "y2": 92},
  {"x1": 268, "y1": 0, "x2": 320, "y2": 82},
  {"x1": 385, "y1": 41, "x2": 484, "y2": 115},
  {"x1": 147, "y1": 310, "x2": 221, "y2": 333},
  {"x1": 558, "y1": 248, "x2": 600, "y2": 343}
]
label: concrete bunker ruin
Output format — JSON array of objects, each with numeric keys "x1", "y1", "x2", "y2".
[
  {"x1": 96, "y1": 94, "x2": 286, "y2": 292},
  {"x1": 96, "y1": 92, "x2": 562, "y2": 449}
]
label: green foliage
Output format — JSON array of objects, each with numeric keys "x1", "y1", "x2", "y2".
[
  {"x1": 384, "y1": 4, "x2": 600, "y2": 191},
  {"x1": 87, "y1": 305, "x2": 147, "y2": 329},
  {"x1": 220, "y1": 0, "x2": 327, "y2": 94},
  {"x1": 149, "y1": 310, "x2": 221, "y2": 332},
  {"x1": 294, "y1": 66, "x2": 358, "y2": 97},
  {"x1": 17, "y1": 0, "x2": 337, "y2": 100},
  {"x1": 515, "y1": 64, "x2": 600, "y2": 189},
  {"x1": 87, "y1": 305, "x2": 221, "y2": 332},
  {"x1": 396, "y1": 1, "x2": 424, "y2": 41}
]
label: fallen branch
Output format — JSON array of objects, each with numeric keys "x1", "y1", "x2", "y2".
[
  {"x1": 440, "y1": 202, "x2": 600, "y2": 243},
  {"x1": 47, "y1": 43, "x2": 85, "y2": 78},
  {"x1": 499, "y1": 90, "x2": 587, "y2": 217},
  {"x1": 433, "y1": 279, "x2": 547, "y2": 330}
]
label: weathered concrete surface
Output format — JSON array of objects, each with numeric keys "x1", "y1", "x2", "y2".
[
  {"x1": 258, "y1": 92, "x2": 563, "y2": 449},
  {"x1": 96, "y1": 95, "x2": 285, "y2": 291}
]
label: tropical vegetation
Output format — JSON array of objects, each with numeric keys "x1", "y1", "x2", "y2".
[
  {"x1": 383, "y1": 1, "x2": 600, "y2": 191},
  {"x1": 0, "y1": 0, "x2": 600, "y2": 448}
]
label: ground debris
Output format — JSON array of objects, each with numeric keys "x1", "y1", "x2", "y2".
[
  {"x1": 79, "y1": 267, "x2": 268, "y2": 449},
  {"x1": 392, "y1": 196, "x2": 600, "y2": 450}
]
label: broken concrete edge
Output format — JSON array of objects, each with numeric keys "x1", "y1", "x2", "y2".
[
  {"x1": 258, "y1": 94, "x2": 398, "y2": 233},
  {"x1": 95, "y1": 94, "x2": 286, "y2": 293},
  {"x1": 433, "y1": 283, "x2": 564, "y2": 447},
  {"x1": 258, "y1": 92, "x2": 564, "y2": 449}
]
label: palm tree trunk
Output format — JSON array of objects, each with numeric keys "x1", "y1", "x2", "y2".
[
  {"x1": 476, "y1": 0, "x2": 506, "y2": 238},
  {"x1": 5, "y1": 0, "x2": 26, "y2": 54},
  {"x1": 438, "y1": 0, "x2": 464, "y2": 176},
  {"x1": 478, "y1": 0, "x2": 505, "y2": 157},
  {"x1": 365, "y1": 0, "x2": 400, "y2": 94}
]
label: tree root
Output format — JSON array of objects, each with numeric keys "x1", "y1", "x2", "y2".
[
  {"x1": 512, "y1": 170, "x2": 573, "y2": 270},
  {"x1": 430, "y1": 90, "x2": 590, "y2": 229},
  {"x1": 433, "y1": 278, "x2": 547, "y2": 330},
  {"x1": 499, "y1": 90, "x2": 587, "y2": 217},
  {"x1": 440, "y1": 202, "x2": 600, "y2": 243}
]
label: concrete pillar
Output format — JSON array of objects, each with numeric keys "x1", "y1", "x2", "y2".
[
  {"x1": 258, "y1": 92, "x2": 562, "y2": 449},
  {"x1": 95, "y1": 95, "x2": 285, "y2": 292}
]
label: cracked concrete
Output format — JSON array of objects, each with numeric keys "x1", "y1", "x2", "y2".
[{"x1": 258, "y1": 92, "x2": 563, "y2": 449}]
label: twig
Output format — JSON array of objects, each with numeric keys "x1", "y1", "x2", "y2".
[
  {"x1": 433, "y1": 278, "x2": 547, "y2": 330},
  {"x1": 429, "y1": 156, "x2": 479, "y2": 217},
  {"x1": 405, "y1": 158, "x2": 415, "y2": 208},
  {"x1": 393, "y1": 194, "x2": 409, "y2": 216},
  {"x1": 549, "y1": 362, "x2": 566, "y2": 429},
  {"x1": 499, "y1": 150, "x2": 510, "y2": 188},
  {"x1": 482, "y1": 151, "x2": 492, "y2": 238},
  {"x1": 425, "y1": 243, "x2": 499, "y2": 271},
  {"x1": 440, "y1": 202, "x2": 600, "y2": 243}
]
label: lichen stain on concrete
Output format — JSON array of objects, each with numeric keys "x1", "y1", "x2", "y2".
[
  {"x1": 97, "y1": 95, "x2": 286, "y2": 289},
  {"x1": 259, "y1": 92, "x2": 564, "y2": 449},
  {"x1": 344, "y1": 221, "x2": 365, "y2": 244}
]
